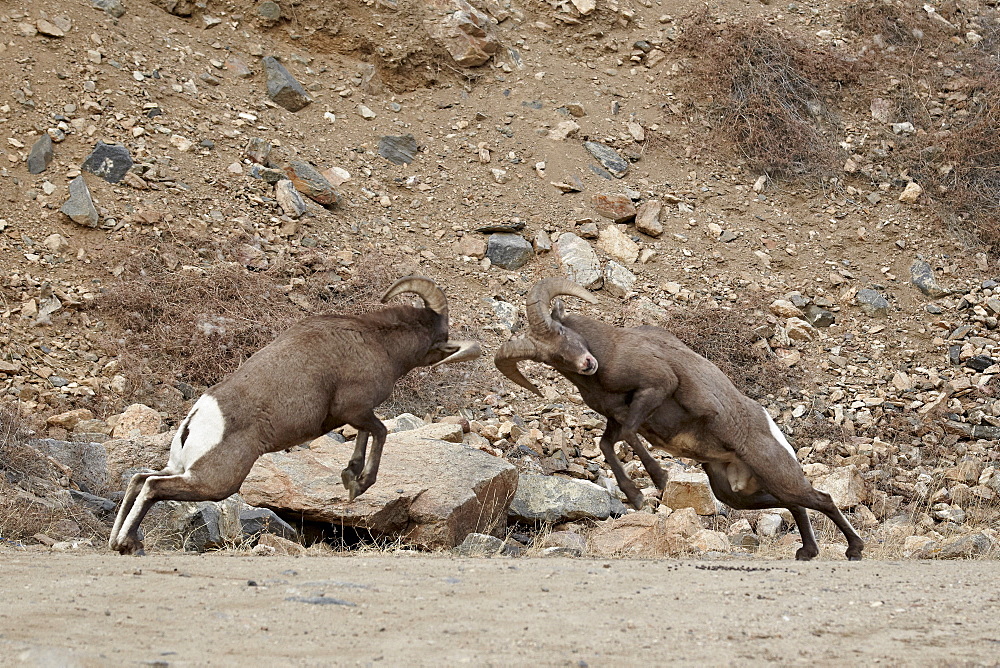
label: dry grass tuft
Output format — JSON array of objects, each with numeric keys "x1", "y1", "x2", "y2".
[
  {"x1": 843, "y1": 0, "x2": 927, "y2": 45},
  {"x1": 676, "y1": 12, "x2": 859, "y2": 177},
  {"x1": 616, "y1": 295, "x2": 793, "y2": 401}
]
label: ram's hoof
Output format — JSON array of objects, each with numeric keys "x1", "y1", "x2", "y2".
[{"x1": 341, "y1": 468, "x2": 361, "y2": 501}]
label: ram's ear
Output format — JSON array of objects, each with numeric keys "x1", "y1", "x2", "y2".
[{"x1": 550, "y1": 298, "x2": 566, "y2": 323}]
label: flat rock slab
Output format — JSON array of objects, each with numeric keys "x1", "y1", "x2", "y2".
[
  {"x1": 583, "y1": 141, "x2": 629, "y2": 178},
  {"x1": 555, "y1": 232, "x2": 602, "y2": 289},
  {"x1": 82, "y1": 141, "x2": 133, "y2": 183},
  {"x1": 241, "y1": 426, "x2": 518, "y2": 549},
  {"x1": 378, "y1": 134, "x2": 418, "y2": 165},
  {"x1": 263, "y1": 56, "x2": 312, "y2": 112}
]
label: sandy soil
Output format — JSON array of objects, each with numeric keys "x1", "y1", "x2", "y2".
[{"x1": 2, "y1": 551, "x2": 999, "y2": 666}]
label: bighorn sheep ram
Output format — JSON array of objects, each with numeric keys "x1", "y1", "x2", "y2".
[
  {"x1": 495, "y1": 278, "x2": 863, "y2": 561},
  {"x1": 108, "y1": 276, "x2": 480, "y2": 555}
]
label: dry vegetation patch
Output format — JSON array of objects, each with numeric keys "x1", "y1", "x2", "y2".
[{"x1": 676, "y1": 12, "x2": 860, "y2": 177}]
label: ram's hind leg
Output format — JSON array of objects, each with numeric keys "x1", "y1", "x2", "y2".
[
  {"x1": 624, "y1": 433, "x2": 668, "y2": 492},
  {"x1": 340, "y1": 411, "x2": 388, "y2": 501},
  {"x1": 599, "y1": 420, "x2": 650, "y2": 510},
  {"x1": 703, "y1": 463, "x2": 820, "y2": 561}
]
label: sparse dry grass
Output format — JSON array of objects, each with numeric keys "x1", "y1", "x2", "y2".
[{"x1": 676, "y1": 11, "x2": 859, "y2": 177}]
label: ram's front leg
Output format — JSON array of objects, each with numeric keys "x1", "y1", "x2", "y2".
[{"x1": 598, "y1": 420, "x2": 649, "y2": 510}]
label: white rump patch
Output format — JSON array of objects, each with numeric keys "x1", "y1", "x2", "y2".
[
  {"x1": 168, "y1": 394, "x2": 226, "y2": 471},
  {"x1": 762, "y1": 407, "x2": 797, "y2": 460}
]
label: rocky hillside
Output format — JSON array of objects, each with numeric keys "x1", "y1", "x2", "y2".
[{"x1": 1, "y1": 0, "x2": 998, "y2": 557}]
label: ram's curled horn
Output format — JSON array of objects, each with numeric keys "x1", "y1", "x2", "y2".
[
  {"x1": 381, "y1": 276, "x2": 448, "y2": 316},
  {"x1": 525, "y1": 277, "x2": 597, "y2": 337},
  {"x1": 494, "y1": 338, "x2": 543, "y2": 396}
]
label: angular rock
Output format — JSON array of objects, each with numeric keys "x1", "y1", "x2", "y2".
[
  {"x1": 263, "y1": 56, "x2": 312, "y2": 112},
  {"x1": 756, "y1": 513, "x2": 783, "y2": 537},
  {"x1": 275, "y1": 179, "x2": 307, "y2": 218},
  {"x1": 27, "y1": 134, "x2": 54, "y2": 174},
  {"x1": 690, "y1": 529, "x2": 730, "y2": 553},
  {"x1": 597, "y1": 225, "x2": 639, "y2": 264},
  {"x1": 591, "y1": 194, "x2": 636, "y2": 224},
  {"x1": 533, "y1": 230, "x2": 552, "y2": 253},
  {"x1": 856, "y1": 288, "x2": 889, "y2": 318},
  {"x1": 153, "y1": 0, "x2": 197, "y2": 16},
  {"x1": 102, "y1": 432, "x2": 174, "y2": 489},
  {"x1": 60, "y1": 176, "x2": 99, "y2": 227},
  {"x1": 92, "y1": 0, "x2": 126, "y2": 18},
  {"x1": 814, "y1": 464, "x2": 866, "y2": 509},
  {"x1": 239, "y1": 506, "x2": 298, "y2": 541},
  {"x1": 549, "y1": 120, "x2": 580, "y2": 141},
  {"x1": 802, "y1": 304, "x2": 835, "y2": 327},
  {"x1": 257, "y1": 533, "x2": 307, "y2": 556},
  {"x1": 47, "y1": 408, "x2": 95, "y2": 430},
  {"x1": 588, "y1": 513, "x2": 675, "y2": 557},
  {"x1": 457, "y1": 235, "x2": 486, "y2": 259},
  {"x1": 913, "y1": 533, "x2": 993, "y2": 559},
  {"x1": 583, "y1": 141, "x2": 629, "y2": 178},
  {"x1": 37, "y1": 19, "x2": 66, "y2": 38},
  {"x1": 81, "y1": 141, "x2": 133, "y2": 183},
  {"x1": 602, "y1": 260, "x2": 635, "y2": 298},
  {"x1": 242, "y1": 426, "x2": 518, "y2": 549},
  {"x1": 910, "y1": 259, "x2": 950, "y2": 298},
  {"x1": 378, "y1": 134, "x2": 418, "y2": 165},
  {"x1": 661, "y1": 468, "x2": 718, "y2": 516},
  {"x1": 454, "y1": 532, "x2": 504, "y2": 557},
  {"x1": 509, "y1": 474, "x2": 613, "y2": 524},
  {"x1": 256, "y1": 1, "x2": 281, "y2": 21},
  {"x1": 31, "y1": 439, "x2": 109, "y2": 492},
  {"x1": 486, "y1": 233, "x2": 533, "y2": 270},
  {"x1": 635, "y1": 200, "x2": 663, "y2": 237},
  {"x1": 555, "y1": 233, "x2": 602, "y2": 289},
  {"x1": 899, "y1": 181, "x2": 923, "y2": 203},
  {"x1": 425, "y1": 0, "x2": 499, "y2": 67},
  {"x1": 69, "y1": 490, "x2": 117, "y2": 517},
  {"x1": 167, "y1": 501, "x2": 226, "y2": 551},
  {"x1": 284, "y1": 161, "x2": 339, "y2": 206},
  {"x1": 244, "y1": 137, "x2": 272, "y2": 165},
  {"x1": 112, "y1": 404, "x2": 163, "y2": 439}
]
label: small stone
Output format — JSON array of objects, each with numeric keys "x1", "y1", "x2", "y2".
[
  {"x1": 275, "y1": 179, "x2": 307, "y2": 219},
  {"x1": 583, "y1": 141, "x2": 629, "y2": 178},
  {"x1": 898, "y1": 181, "x2": 923, "y2": 203},
  {"x1": 457, "y1": 236, "x2": 486, "y2": 259},
  {"x1": 81, "y1": 141, "x2": 133, "y2": 183},
  {"x1": 597, "y1": 225, "x2": 639, "y2": 264},
  {"x1": 634, "y1": 200, "x2": 663, "y2": 237},
  {"x1": 226, "y1": 57, "x2": 253, "y2": 78},
  {"x1": 486, "y1": 233, "x2": 533, "y2": 270},
  {"x1": 60, "y1": 176, "x2": 99, "y2": 227},
  {"x1": 814, "y1": 465, "x2": 866, "y2": 509},
  {"x1": 909, "y1": 259, "x2": 950, "y2": 298},
  {"x1": 570, "y1": 0, "x2": 596, "y2": 14},
  {"x1": 856, "y1": 288, "x2": 889, "y2": 318},
  {"x1": 43, "y1": 233, "x2": 68, "y2": 253},
  {"x1": 357, "y1": 104, "x2": 376, "y2": 120},
  {"x1": 47, "y1": 408, "x2": 95, "y2": 430},
  {"x1": 257, "y1": 1, "x2": 281, "y2": 20},
  {"x1": 565, "y1": 102, "x2": 586, "y2": 117},
  {"x1": 111, "y1": 404, "x2": 163, "y2": 438},
  {"x1": 769, "y1": 299, "x2": 803, "y2": 318},
  {"x1": 549, "y1": 120, "x2": 580, "y2": 141},
  {"x1": 27, "y1": 135, "x2": 54, "y2": 174},
  {"x1": 591, "y1": 194, "x2": 636, "y2": 223},
  {"x1": 284, "y1": 161, "x2": 339, "y2": 206},
  {"x1": 244, "y1": 137, "x2": 272, "y2": 165},
  {"x1": 801, "y1": 304, "x2": 835, "y2": 327},
  {"x1": 756, "y1": 513, "x2": 783, "y2": 537},
  {"x1": 377, "y1": 134, "x2": 418, "y2": 165},
  {"x1": 263, "y1": 56, "x2": 312, "y2": 112},
  {"x1": 533, "y1": 230, "x2": 552, "y2": 253}
]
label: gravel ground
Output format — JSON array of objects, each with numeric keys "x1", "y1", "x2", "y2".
[{"x1": 2, "y1": 551, "x2": 999, "y2": 666}]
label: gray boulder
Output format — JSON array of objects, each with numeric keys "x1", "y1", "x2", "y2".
[
  {"x1": 81, "y1": 141, "x2": 133, "y2": 183},
  {"x1": 509, "y1": 474, "x2": 614, "y2": 524},
  {"x1": 241, "y1": 424, "x2": 518, "y2": 549},
  {"x1": 60, "y1": 176, "x2": 99, "y2": 227},
  {"x1": 27, "y1": 135, "x2": 54, "y2": 174},
  {"x1": 555, "y1": 232, "x2": 603, "y2": 289},
  {"x1": 486, "y1": 233, "x2": 533, "y2": 270},
  {"x1": 263, "y1": 56, "x2": 312, "y2": 112},
  {"x1": 31, "y1": 438, "x2": 108, "y2": 492}
]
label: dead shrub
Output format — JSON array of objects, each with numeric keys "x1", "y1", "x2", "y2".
[
  {"x1": 676, "y1": 12, "x2": 859, "y2": 177},
  {"x1": 613, "y1": 295, "x2": 793, "y2": 400},
  {"x1": 843, "y1": 0, "x2": 926, "y2": 46},
  {"x1": 909, "y1": 73, "x2": 1000, "y2": 248}
]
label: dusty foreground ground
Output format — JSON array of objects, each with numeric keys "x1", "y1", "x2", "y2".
[{"x1": 1, "y1": 552, "x2": 999, "y2": 667}]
